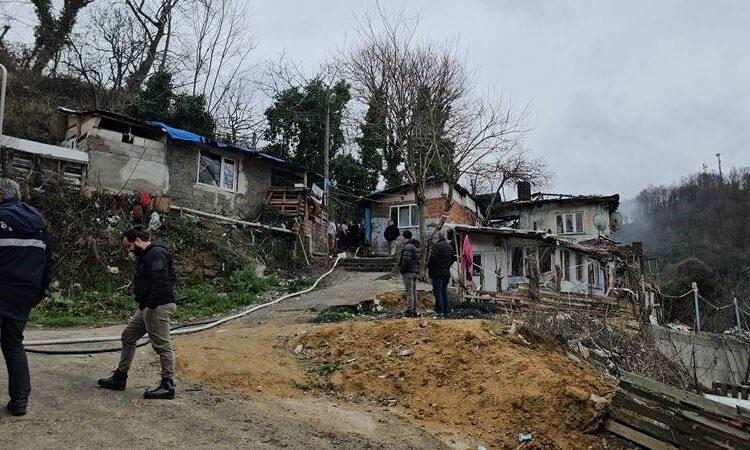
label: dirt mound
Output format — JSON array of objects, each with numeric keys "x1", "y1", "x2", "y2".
[
  {"x1": 375, "y1": 289, "x2": 434, "y2": 311},
  {"x1": 294, "y1": 319, "x2": 613, "y2": 449}
]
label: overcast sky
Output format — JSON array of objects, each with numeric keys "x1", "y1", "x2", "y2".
[{"x1": 249, "y1": 0, "x2": 750, "y2": 198}]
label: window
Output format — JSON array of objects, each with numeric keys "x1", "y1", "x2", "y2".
[
  {"x1": 562, "y1": 250, "x2": 571, "y2": 281},
  {"x1": 538, "y1": 246, "x2": 553, "y2": 273},
  {"x1": 555, "y1": 212, "x2": 584, "y2": 234},
  {"x1": 575, "y1": 253, "x2": 584, "y2": 281},
  {"x1": 390, "y1": 204, "x2": 418, "y2": 228},
  {"x1": 511, "y1": 247, "x2": 524, "y2": 276},
  {"x1": 197, "y1": 151, "x2": 237, "y2": 191}
]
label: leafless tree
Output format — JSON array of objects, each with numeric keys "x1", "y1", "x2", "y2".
[
  {"x1": 466, "y1": 148, "x2": 551, "y2": 223},
  {"x1": 214, "y1": 77, "x2": 263, "y2": 146},
  {"x1": 175, "y1": 0, "x2": 255, "y2": 115},
  {"x1": 28, "y1": 0, "x2": 95, "y2": 75},
  {"x1": 61, "y1": 4, "x2": 148, "y2": 108},
  {"x1": 124, "y1": 0, "x2": 180, "y2": 93}
]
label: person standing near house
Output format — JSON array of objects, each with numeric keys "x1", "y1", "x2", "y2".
[
  {"x1": 399, "y1": 230, "x2": 421, "y2": 317},
  {"x1": 0, "y1": 178, "x2": 54, "y2": 416},
  {"x1": 327, "y1": 220, "x2": 337, "y2": 254},
  {"x1": 384, "y1": 220, "x2": 399, "y2": 256},
  {"x1": 428, "y1": 230, "x2": 455, "y2": 317},
  {"x1": 98, "y1": 229, "x2": 177, "y2": 399}
]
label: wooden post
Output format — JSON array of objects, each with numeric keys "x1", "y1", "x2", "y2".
[{"x1": 693, "y1": 282, "x2": 701, "y2": 332}]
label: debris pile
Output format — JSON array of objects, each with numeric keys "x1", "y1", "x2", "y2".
[
  {"x1": 293, "y1": 319, "x2": 613, "y2": 448},
  {"x1": 523, "y1": 310, "x2": 691, "y2": 389},
  {"x1": 375, "y1": 289, "x2": 434, "y2": 311}
]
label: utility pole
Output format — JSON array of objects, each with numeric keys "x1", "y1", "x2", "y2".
[
  {"x1": 693, "y1": 282, "x2": 701, "y2": 332},
  {"x1": 323, "y1": 91, "x2": 336, "y2": 208},
  {"x1": 0, "y1": 64, "x2": 7, "y2": 177},
  {"x1": 716, "y1": 153, "x2": 723, "y2": 180}
]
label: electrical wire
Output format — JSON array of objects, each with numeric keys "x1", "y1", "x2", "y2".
[{"x1": 23, "y1": 256, "x2": 343, "y2": 353}]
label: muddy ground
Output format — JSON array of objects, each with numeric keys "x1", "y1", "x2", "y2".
[{"x1": 0, "y1": 271, "x2": 446, "y2": 449}]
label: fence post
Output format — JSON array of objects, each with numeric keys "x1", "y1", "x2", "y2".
[
  {"x1": 734, "y1": 297, "x2": 742, "y2": 332},
  {"x1": 693, "y1": 282, "x2": 701, "y2": 332}
]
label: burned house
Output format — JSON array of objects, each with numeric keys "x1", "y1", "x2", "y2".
[
  {"x1": 479, "y1": 181, "x2": 621, "y2": 242},
  {"x1": 358, "y1": 180, "x2": 481, "y2": 255},
  {"x1": 449, "y1": 224, "x2": 648, "y2": 319}
]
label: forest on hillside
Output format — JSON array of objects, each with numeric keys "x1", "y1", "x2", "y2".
[{"x1": 616, "y1": 168, "x2": 750, "y2": 330}]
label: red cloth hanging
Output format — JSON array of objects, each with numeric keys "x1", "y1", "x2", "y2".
[{"x1": 460, "y1": 234, "x2": 473, "y2": 282}]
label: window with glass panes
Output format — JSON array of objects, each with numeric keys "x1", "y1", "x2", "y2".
[
  {"x1": 197, "y1": 151, "x2": 237, "y2": 191},
  {"x1": 555, "y1": 212, "x2": 584, "y2": 234},
  {"x1": 390, "y1": 204, "x2": 418, "y2": 228}
]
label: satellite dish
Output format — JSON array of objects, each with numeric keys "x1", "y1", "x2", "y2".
[
  {"x1": 610, "y1": 212, "x2": 623, "y2": 232},
  {"x1": 593, "y1": 214, "x2": 607, "y2": 233}
]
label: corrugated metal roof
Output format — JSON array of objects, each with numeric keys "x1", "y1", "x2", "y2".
[{"x1": 0, "y1": 134, "x2": 89, "y2": 163}]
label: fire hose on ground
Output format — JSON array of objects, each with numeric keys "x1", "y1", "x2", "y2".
[{"x1": 24, "y1": 256, "x2": 343, "y2": 355}]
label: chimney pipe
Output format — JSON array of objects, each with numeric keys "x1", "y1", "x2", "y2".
[{"x1": 517, "y1": 181, "x2": 532, "y2": 201}]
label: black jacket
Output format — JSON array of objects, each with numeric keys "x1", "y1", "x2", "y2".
[
  {"x1": 384, "y1": 224, "x2": 399, "y2": 242},
  {"x1": 0, "y1": 200, "x2": 54, "y2": 320},
  {"x1": 133, "y1": 241, "x2": 175, "y2": 309},
  {"x1": 428, "y1": 239, "x2": 455, "y2": 278},
  {"x1": 399, "y1": 239, "x2": 421, "y2": 275}
]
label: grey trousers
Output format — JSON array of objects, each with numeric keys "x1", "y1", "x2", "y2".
[
  {"x1": 118, "y1": 303, "x2": 177, "y2": 379},
  {"x1": 403, "y1": 273, "x2": 418, "y2": 312}
]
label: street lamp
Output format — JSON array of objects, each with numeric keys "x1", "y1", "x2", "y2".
[{"x1": 323, "y1": 91, "x2": 336, "y2": 207}]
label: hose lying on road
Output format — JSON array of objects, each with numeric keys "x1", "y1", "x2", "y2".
[{"x1": 24, "y1": 256, "x2": 343, "y2": 353}]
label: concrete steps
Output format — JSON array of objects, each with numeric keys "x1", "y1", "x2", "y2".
[{"x1": 340, "y1": 256, "x2": 396, "y2": 272}]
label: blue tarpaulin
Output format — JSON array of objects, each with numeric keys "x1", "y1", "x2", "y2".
[{"x1": 148, "y1": 121, "x2": 206, "y2": 144}]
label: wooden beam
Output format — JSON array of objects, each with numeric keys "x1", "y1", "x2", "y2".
[{"x1": 604, "y1": 419, "x2": 679, "y2": 450}]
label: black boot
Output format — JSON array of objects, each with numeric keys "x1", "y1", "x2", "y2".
[
  {"x1": 6, "y1": 399, "x2": 27, "y2": 416},
  {"x1": 143, "y1": 378, "x2": 175, "y2": 399},
  {"x1": 98, "y1": 370, "x2": 128, "y2": 391}
]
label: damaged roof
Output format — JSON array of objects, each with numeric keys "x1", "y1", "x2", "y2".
[
  {"x1": 477, "y1": 192, "x2": 620, "y2": 216},
  {"x1": 448, "y1": 224, "x2": 612, "y2": 259}
]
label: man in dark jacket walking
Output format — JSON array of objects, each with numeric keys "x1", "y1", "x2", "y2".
[
  {"x1": 384, "y1": 220, "x2": 399, "y2": 256},
  {"x1": 98, "y1": 229, "x2": 177, "y2": 399},
  {"x1": 428, "y1": 230, "x2": 455, "y2": 316},
  {"x1": 399, "y1": 230, "x2": 421, "y2": 317},
  {"x1": 0, "y1": 179, "x2": 54, "y2": 416}
]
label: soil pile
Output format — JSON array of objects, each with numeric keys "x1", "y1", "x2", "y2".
[
  {"x1": 375, "y1": 289, "x2": 434, "y2": 311},
  {"x1": 294, "y1": 319, "x2": 613, "y2": 449}
]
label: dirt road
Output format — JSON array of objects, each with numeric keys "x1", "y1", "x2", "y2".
[{"x1": 0, "y1": 271, "x2": 446, "y2": 449}]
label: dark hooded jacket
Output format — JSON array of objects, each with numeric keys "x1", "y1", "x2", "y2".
[
  {"x1": 133, "y1": 241, "x2": 176, "y2": 310},
  {"x1": 428, "y1": 238, "x2": 455, "y2": 278},
  {"x1": 399, "y1": 239, "x2": 421, "y2": 275},
  {"x1": 0, "y1": 200, "x2": 54, "y2": 321}
]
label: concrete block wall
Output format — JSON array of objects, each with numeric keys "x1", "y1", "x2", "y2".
[{"x1": 166, "y1": 143, "x2": 272, "y2": 218}]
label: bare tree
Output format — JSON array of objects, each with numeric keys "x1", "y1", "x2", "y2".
[
  {"x1": 466, "y1": 149, "x2": 551, "y2": 223},
  {"x1": 176, "y1": 0, "x2": 254, "y2": 115},
  {"x1": 61, "y1": 4, "x2": 148, "y2": 108},
  {"x1": 28, "y1": 0, "x2": 95, "y2": 75},
  {"x1": 124, "y1": 0, "x2": 180, "y2": 93},
  {"x1": 214, "y1": 77, "x2": 263, "y2": 146}
]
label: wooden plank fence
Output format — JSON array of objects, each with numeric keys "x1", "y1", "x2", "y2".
[{"x1": 605, "y1": 372, "x2": 750, "y2": 449}]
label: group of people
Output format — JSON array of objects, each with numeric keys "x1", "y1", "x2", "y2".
[
  {"x1": 0, "y1": 178, "x2": 179, "y2": 417},
  {"x1": 398, "y1": 228, "x2": 456, "y2": 318},
  {"x1": 326, "y1": 220, "x2": 364, "y2": 253}
]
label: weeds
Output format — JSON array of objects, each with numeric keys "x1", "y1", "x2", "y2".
[{"x1": 311, "y1": 361, "x2": 341, "y2": 377}]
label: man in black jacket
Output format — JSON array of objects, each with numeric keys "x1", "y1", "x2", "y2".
[
  {"x1": 0, "y1": 179, "x2": 54, "y2": 416},
  {"x1": 399, "y1": 230, "x2": 421, "y2": 317},
  {"x1": 98, "y1": 229, "x2": 177, "y2": 399},
  {"x1": 428, "y1": 230, "x2": 455, "y2": 316}
]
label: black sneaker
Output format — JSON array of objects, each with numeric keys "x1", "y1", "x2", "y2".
[
  {"x1": 6, "y1": 399, "x2": 27, "y2": 416},
  {"x1": 98, "y1": 370, "x2": 128, "y2": 391},
  {"x1": 144, "y1": 378, "x2": 175, "y2": 399}
]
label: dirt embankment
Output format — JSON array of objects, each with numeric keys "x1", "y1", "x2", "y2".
[{"x1": 177, "y1": 318, "x2": 613, "y2": 449}]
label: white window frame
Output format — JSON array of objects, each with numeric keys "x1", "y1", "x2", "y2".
[
  {"x1": 391, "y1": 204, "x2": 418, "y2": 228},
  {"x1": 556, "y1": 212, "x2": 584, "y2": 234},
  {"x1": 196, "y1": 150, "x2": 238, "y2": 192}
]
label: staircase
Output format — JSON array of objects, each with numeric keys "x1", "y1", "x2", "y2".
[{"x1": 339, "y1": 256, "x2": 397, "y2": 272}]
